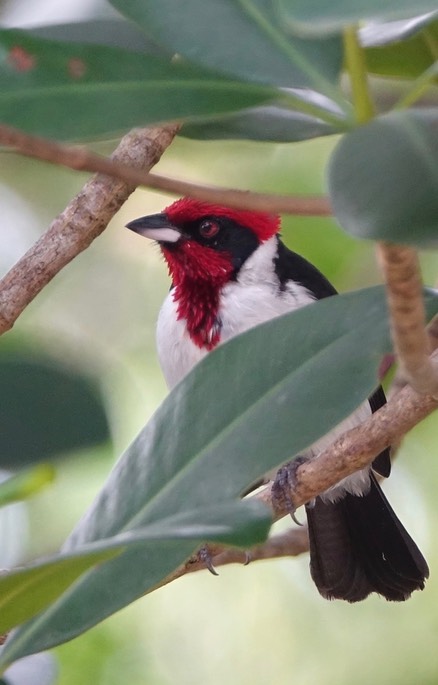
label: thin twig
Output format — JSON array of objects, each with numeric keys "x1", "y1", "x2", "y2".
[
  {"x1": 377, "y1": 242, "x2": 438, "y2": 396},
  {"x1": 0, "y1": 123, "x2": 332, "y2": 217},
  {"x1": 0, "y1": 125, "x2": 180, "y2": 335},
  {"x1": 152, "y1": 374, "x2": 438, "y2": 589},
  {"x1": 137, "y1": 174, "x2": 331, "y2": 216},
  {"x1": 187, "y1": 528, "x2": 310, "y2": 574}
]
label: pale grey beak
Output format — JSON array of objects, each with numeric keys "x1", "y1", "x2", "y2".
[{"x1": 126, "y1": 213, "x2": 181, "y2": 243}]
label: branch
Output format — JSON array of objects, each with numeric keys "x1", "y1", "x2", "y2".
[
  {"x1": 0, "y1": 125, "x2": 180, "y2": 335},
  {"x1": 0, "y1": 123, "x2": 331, "y2": 217},
  {"x1": 187, "y1": 528, "x2": 310, "y2": 573},
  {"x1": 377, "y1": 242, "x2": 438, "y2": 396},
  {"x1": 152, "y1": 373, "x2": 438, "y2": 589}
]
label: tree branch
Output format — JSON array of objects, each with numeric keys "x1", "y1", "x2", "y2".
[
  {"x1": 152, "y1": 373, "x2": 438, "y2": 589},
  {"x1": 376, "y1": 242, "x2": 438, "y2": 397},
  {"x1": 0, "y1": 123, "x2": 331, "y2": 217},
  {"x1": 0, "y1": 125, "x2": 180, "y2": 335}
]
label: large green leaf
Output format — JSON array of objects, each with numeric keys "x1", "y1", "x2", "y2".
[
  {"x1": 3, "y1": 286, "x2": 438, "y2": 661},
  {"x1": 0, "y1": 353, "x2": 109, "y2": 467},
  {"x1": 108, "y1": 0, "x2": 345, "y2": 96},
  {"x1": 0, "y1": 500, "x2": 269, "y2": 664},
  {"x1": 0, "y1": 30, "x2": 277, "y2": 140},
  {"x1": 29, "y1": 19, "x2": 168, "y2": 56},
  {"x1": 328, "y1": 109, "x2": 438, "y2": 245},
  {"x1": 278, "y1": 1, "x2": 438, "y2": 35}
]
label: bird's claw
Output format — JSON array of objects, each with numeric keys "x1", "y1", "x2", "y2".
[
  {"x1": 197, "y1": 545, "x2": 219, "y2": 576},
  {"x1": 271, "y1": 456, "x2": 308, "y2": 525}
]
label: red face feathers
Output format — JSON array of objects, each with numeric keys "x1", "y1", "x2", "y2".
[
  {"x1": 126, "y1": 198, "x2": 281, "y2": 350},
  {"x1": 164, "y1": 198, "x2": 281, "y2": 243}
]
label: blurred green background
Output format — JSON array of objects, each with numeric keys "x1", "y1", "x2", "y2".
[{"x1": 1, "y1": 1, "x2": 438, "y2": 684}]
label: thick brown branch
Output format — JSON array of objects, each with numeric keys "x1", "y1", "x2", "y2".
[
  {"x1": 377, "y1": 242, "x2": 438, "y2": 396},
  {"x1": 0, "y1": 125, "x2": 179, "y2": 335},
  {"x1": 0, "y1": 123, "x2": 331, "y2": 217},
  {"x1": 153, "y1": 375, "x2": 438, "y2": 591}
]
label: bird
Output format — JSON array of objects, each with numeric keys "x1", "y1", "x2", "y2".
[{"x1": 126, "y1": 197, "x2": 429, "y2": 602}]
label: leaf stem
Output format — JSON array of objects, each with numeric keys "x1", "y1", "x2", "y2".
[
  {"x1": 393, "y1": 62, "x2": 438, "y2": 110},
  {"x1": 277, "y1": 91, "x2": 349, "y2": 129},
  {"x1": 343, "y1": 27, "x2": 375, "y2": 124}
]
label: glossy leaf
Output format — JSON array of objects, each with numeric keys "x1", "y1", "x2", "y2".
[
  {"x1": 0, "y1": 30, "x2": 276, "y2": 140},
  {"x1": 328, "y1": 110, "x2": 438, "y2": 245},
  {"x1": 0, "y1": 353, "x2": 109, "y2": 467},
  {"x1": 182, "y1": 101, "x2": 341, "y2": 142},
  {"x1": 278, "y1": 1, "x2": 438, "y2": 35},
  {"x1": 360, "y1": 12, "x2": 438, "y2": 46},
  {"x1": 108, "y1": 0, "x2": 344, "y2": 91},
  {"x1": 3, "y1": 286, "x2": 438, "y2": 661},
  {"x1": 0, "y1": 500, "x2": 269, "y2": 662}
]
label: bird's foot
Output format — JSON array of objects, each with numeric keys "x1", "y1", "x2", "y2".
[
  {"x1": 197, "y1": 545, "x2": 219, "y2": 576},
  {"x1": 271, "y1": 456, "x2": 308, "y2": 525},
  {"x1": 243, "y1": 550, "x2": 252, "y2": 566}
]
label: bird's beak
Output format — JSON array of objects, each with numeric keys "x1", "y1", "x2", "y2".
[{"x1": 125, "y1": 213, "x2": 182, "y2": 243}]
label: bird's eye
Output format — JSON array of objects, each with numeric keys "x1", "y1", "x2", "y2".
[{"x1": 199, "y1": 219, "x2": 220, "y2": 239}]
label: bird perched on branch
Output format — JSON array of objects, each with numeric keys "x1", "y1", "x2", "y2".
[{"x1": 126, "y1": 197, "x2": 428, "y2": 602}]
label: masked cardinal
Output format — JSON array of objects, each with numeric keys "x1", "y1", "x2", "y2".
[{"x1": 126, "y1": 197, "x2": 428, "y2": 602}]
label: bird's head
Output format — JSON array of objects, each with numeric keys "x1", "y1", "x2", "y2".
[{"x1": 126, "y1": 197, "x2": 281, "y2": 287}]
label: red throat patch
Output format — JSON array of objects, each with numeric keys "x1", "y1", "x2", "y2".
[
  {"x1": 165, "y1": 198, "x2": 280, "y2": 242},
  {"x1": 161, "y1": 241, "x2": 233, "y2": 350}
]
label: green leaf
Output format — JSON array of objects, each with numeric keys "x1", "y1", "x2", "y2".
[
  {"x1": 278, "y1": 1, "x2": 438, "y2": 35},
  {"x1": 108, "y1": 0, "x2": 344, "y2": 95},
  {"x1": 181, "y1": 101, "x2": 342, "y2": 142},
  {"x1": 3, "y1": 286, "x2": 438, "y2": 661},
  {"x1": 328, "y1": 109, "x2": 438, "y2": 245},
  {"x1": 0, "y1": 500, "x2": 269, "y2": 663},
  {"x1": 0, "y1": 353, "x2": 109, "y2": 467},
  {"x1": 0, "y1": 466, "x2": 55, "y2": 508},
  {"x1": 0, "y1": 547, "x2": 120, "y2": 637},
  {"x1": 364, "y1": 20, "x2": 438, "y2": 79},
  {"x1": 0, "y1": 30, "x2": 277, "y2": 140}
]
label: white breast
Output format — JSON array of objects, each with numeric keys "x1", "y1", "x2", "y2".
[{"x1": 156, "y1": 293, "x2": 208, "y2": 388}]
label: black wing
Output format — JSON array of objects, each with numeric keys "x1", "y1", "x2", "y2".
[
  {"x1": 274, "y1": 237, "x2": 338, "y2": 300},
  {"x1": 275, "y1": 237, "x2": 391, "y2": 477}
]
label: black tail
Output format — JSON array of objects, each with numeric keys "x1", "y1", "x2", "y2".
[{"x1": 306, "y1": 474, "x2": 429, "y2": 602}]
